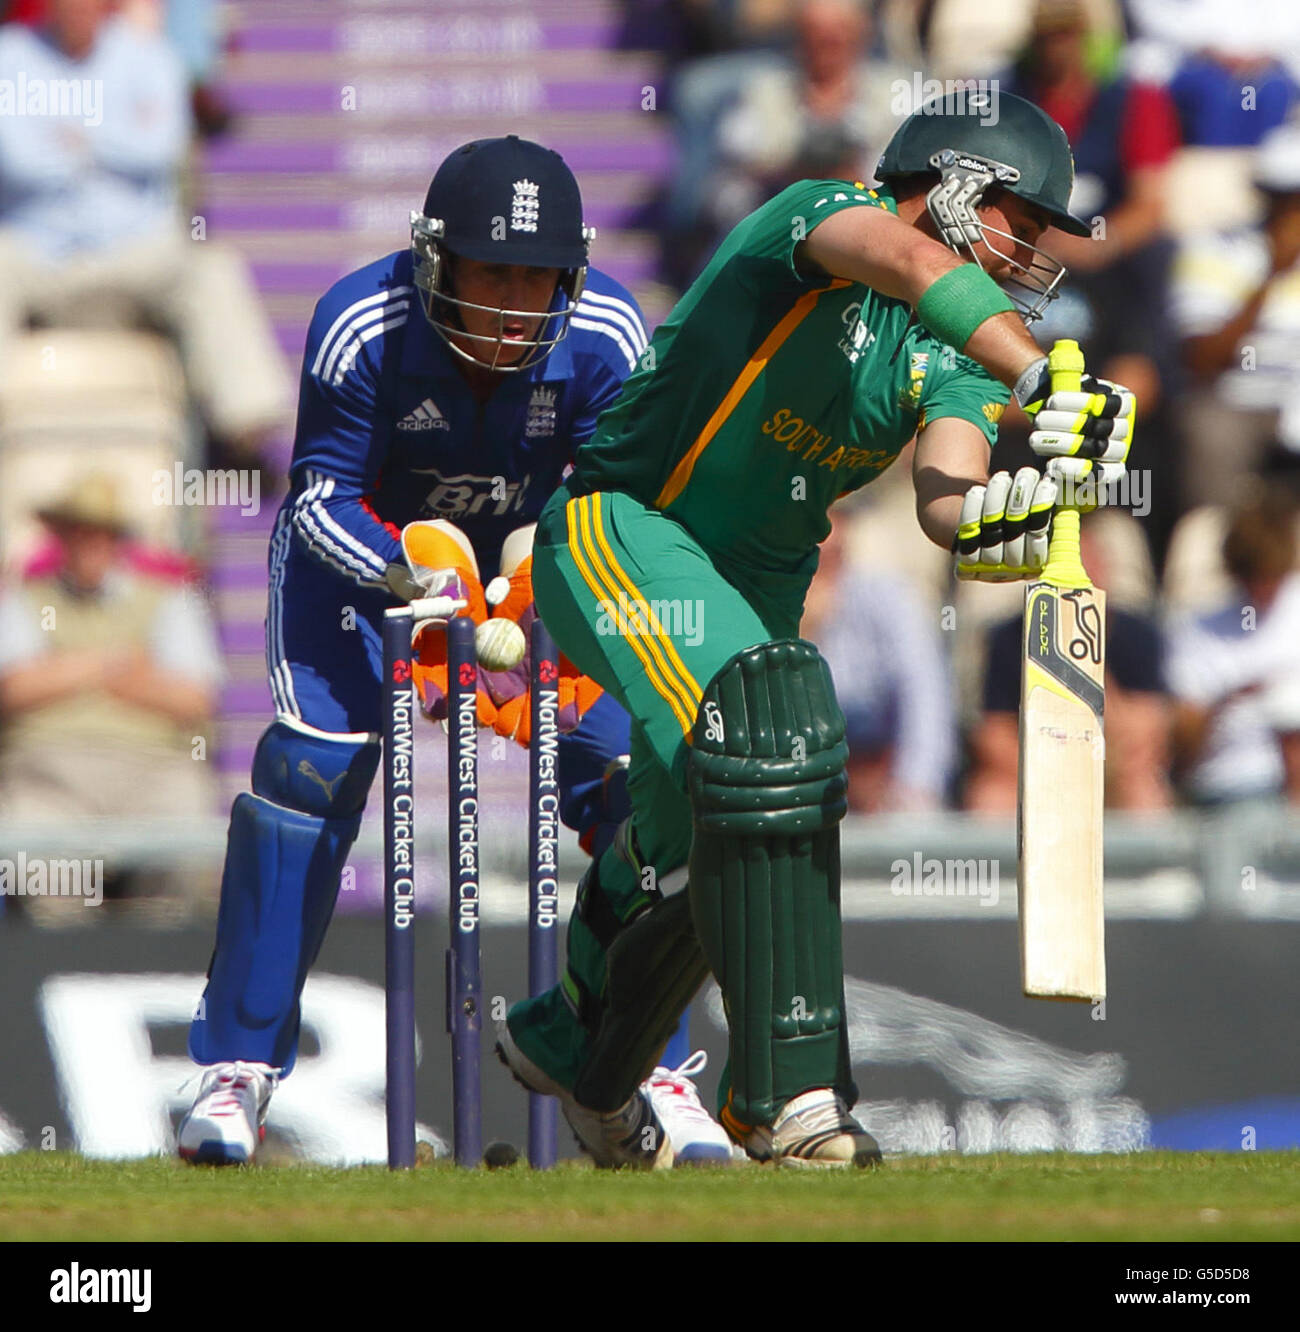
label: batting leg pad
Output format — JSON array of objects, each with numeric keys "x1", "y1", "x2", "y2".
[
  {"x1": 506, "y1": 834, "x2": 706, "y2": 1107},
  {"x1": 688, "y1": 639, "x2": 855, "y2": 1127},
  {"x1": 571, "y1": 888, "x2": 710, "y2": 1112}
]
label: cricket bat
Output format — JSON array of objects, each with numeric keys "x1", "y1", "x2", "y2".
[{"x1": 1017, "y1": 338, "x2": 1106, "y2": 1001}]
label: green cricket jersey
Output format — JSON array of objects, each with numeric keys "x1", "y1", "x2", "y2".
[{"x1": 571, "y1": 180, "x2": 1009, "y2": 585}]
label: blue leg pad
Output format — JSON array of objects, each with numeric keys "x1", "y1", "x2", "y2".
[{"x1": 190, "y1": 792, "x2": 361, "y2": 1073}]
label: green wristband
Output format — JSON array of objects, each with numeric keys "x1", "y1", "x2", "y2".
[{"x1": 915, "y1": 265, "x2": 1016, "y2": 351}]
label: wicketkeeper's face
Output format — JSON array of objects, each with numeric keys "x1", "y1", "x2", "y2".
[{"x1": 448, "y1": 258, "x2": 562, "y2": 366}]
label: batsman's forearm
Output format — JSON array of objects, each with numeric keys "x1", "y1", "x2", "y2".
[
  {"x1": 962, "y1": 310, "x2": 1048, "y2": 392},
  {"x1": 916, "y1": 492, "x2": 966, "y2": 549},
  {"x1": 798, "y1": 204, "x2": 968, "y2": 302}
]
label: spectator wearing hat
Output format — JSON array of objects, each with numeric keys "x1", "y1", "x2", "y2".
[
  {"x1": 0, "y1": 473, "x2": 223, "y2": 916},
  {"x1": 1172, "y1": 124, "x2": 1300, "y2": 512}
]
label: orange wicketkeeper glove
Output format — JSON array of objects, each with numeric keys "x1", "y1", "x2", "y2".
[
  {"x1": 389, "y1": 520, "x2": 497, "y2": 726},
  {"x1": 481, "y1": 525, "x2": 604, "y2": 746}
]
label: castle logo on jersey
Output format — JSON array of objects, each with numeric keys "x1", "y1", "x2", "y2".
[
  {"x1": 525, "y1": 386, "x2": 558, "y2": 438},
  {"x1": 397, "y1": 398, "x2": 450, "y2": 432},
  {"x1": 511, "y1": 179, "x2": 540, "y2": 233},
  {"x1": 839, "y1": 301, "x2": 875, "y2": 365}
]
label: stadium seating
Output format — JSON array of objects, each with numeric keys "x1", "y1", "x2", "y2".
[{"x1": 0, "y1": 330, "x2": 191, "y2": 569}]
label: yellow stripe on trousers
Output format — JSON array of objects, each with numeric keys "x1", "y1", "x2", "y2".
[
  {"x1": 564, "y1": 494, "x2": 697, "y2": 737},
  {"x1": 587, "y1": 492, "x2": 702, "y2": 717},
  {"x1": 577, "y1": 494, "x2": 701, "y2": 731}
]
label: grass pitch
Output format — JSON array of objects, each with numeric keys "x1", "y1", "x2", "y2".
[{"x1": 1, "y1": 1151, "x2": 1296, "y2": 1242}]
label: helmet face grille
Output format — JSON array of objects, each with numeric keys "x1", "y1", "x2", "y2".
[
  {"x1": 923, "y1": 154, "x2": 1066, "y2": 324},
  {"x1": 410, "y1": 212, "x2": 592, "y2": 373}
]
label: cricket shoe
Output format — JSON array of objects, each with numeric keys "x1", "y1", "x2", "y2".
[
  {"x1": 177, "y1": 1061, "x2": 278, "y2": 1165},
  {"x1": 727, "y1": 1089, "x2": 882, "y2": 1169},
  {"x1": 643, "y1": 1051, "x2": 735, "y2": 1165},
  {"x1": 495, "y1": 1021, "x2": 672, "y2": 1170}
]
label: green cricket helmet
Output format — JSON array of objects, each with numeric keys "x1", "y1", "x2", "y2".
[{"x1": 876, "y1": 90, "x2": 1090, "y2": 322}]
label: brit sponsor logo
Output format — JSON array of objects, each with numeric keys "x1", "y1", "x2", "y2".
[
  {"x1": 412, "y1": 469, "x2": 531, "y2": 518},
  {"x1": 397, "y1": 398, "x2": 449, "y2": 432}
]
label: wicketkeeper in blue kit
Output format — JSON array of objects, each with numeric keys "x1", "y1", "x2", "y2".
[{"x1": 178, "y1": 137, "x2": 728, "y2": 1165}]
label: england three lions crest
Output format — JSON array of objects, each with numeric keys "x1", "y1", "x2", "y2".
[
  {"x1": 525, "y1": 386, "x2": 557, "y2": 438},
  {"x1": 511, "y1": 178, "x2": 540, "y2": 233}
]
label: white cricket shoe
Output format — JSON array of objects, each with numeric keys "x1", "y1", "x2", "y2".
[
  {"x1": 734, "y1": 1089, "x2": 882, "y2": 1168},
  {"x1": 495, "y1": 1021, "x2": 672, "y2": 1170},
  {"x1": 177, "y1": 1061, "x2": 278, "y2": 1165},
  {"x1": 642, "y1": 1051, "x2": 735, "y2": 1165}
]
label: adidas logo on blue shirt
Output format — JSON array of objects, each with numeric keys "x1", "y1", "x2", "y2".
[{"x1": 397, "y1": 398, "x2": 449, "y2": 432}]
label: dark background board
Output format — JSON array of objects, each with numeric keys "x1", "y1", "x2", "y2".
[{"x1": 2, "y1": 917, "x2": 1298, "y2": 1162}]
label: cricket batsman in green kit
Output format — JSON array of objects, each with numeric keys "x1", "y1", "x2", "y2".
[{"x1": 497, "y1": 93, "x2": 1135, "y2": 1166}]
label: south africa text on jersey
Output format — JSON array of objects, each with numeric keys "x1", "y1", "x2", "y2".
[{"x1": 761, "y1": 408, "x2": 894, "y2": 473}]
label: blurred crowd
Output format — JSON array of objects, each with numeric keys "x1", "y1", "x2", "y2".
[
  {"x1": 638, "y1": 0, "x2": 1300, "y2": 816},
  {"x1": 3, "y1": 0, "x2": 1300, "y2": 929},
  {"x1": 0, "y1": 0, "x2": 281, "y2": 919}
]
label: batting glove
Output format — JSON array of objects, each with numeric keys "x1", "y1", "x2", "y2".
[
  {"x1": 1024, "y1": 373, "x2": 1135, "y2": 491},
  {"x1": 954, "y1": 467, "x2": 1058, "y2": 581}
]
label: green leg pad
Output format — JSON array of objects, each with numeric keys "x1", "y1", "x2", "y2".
[
  {"x1": 506, "y1": 837, "x2": 655, "y2": 1093},
  {"x1": 688, "y1": 638, "x2": 856, "y2": 1127},
  {"x1": 572, "y1": 888, "x2": 710, "y2": 1112},
  {"x1": 512, "y1": 823, "x2": 709, "y2": 1112}
]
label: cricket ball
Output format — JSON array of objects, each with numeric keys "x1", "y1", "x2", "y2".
[
  {"x1": 483, "y1": 1140, "x2": 521, "y2": 1169},
  {"x1": 475, "y1": 617, "x2": 527, "y2": 672}
]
